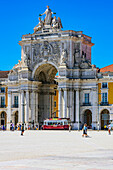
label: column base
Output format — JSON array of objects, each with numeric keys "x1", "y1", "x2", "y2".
[
  {"x1": 71, "y1": 122, "x2": 82, "y2": 130},
  {"x1": 7, "y1": 122, "x2": 10, "y2": 131},
  {"x1": 92, "y1": 122, "x2": 98, "y2": 130}
]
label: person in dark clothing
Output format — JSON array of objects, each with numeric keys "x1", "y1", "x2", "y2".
[{"x1": 21, "y1": 124, "x2": 24, "y2": 136}]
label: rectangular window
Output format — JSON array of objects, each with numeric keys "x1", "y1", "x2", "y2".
[
  {"x1": 85, "y1": 93, "x2": 89, "y2": 104},
  {"x1": 14, "y1": 96, "x2": 18, "y2": 106},
  {"x1": 54, "y1": 101, "x2": 56, "y2": 107},
  {"x1": 102, "y1": 82, "x2": 107, "y2": 88},
  {"x1": 1, "y1": 88, "x2": 5, "y2": 93},
  {"x1": 1, "y1": 97, "x2": 5, "y2": 106},
  {"x1": 102, "y1": 93, "x2": 107, "y2": 103}
]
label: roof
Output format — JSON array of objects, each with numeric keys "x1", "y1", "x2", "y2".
[
  {"x1": 0, "y1": 71, "x2": 10, "y2": 78},
  {"x1": 100, "y1": 64, "x2": 113, "y2": 73}
]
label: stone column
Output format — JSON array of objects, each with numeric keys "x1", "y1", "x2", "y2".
[
  {"x1": 21, "y1": 90, "x2": 24, "y2": 124},
  {"x1": 69, "y1": 89, "x2": 74, "y2": 122},
  {"x1": 25, "y1": 90, "x2": 29, "y2": 124},
  {"x1": 35, "y1": 92, "x2": 38, "y2": 124},
  {"x1": 76, "y1": 89, "x2": 80, "y2": 130},
  {"x1": 50, "y1": 93, "x2": 52, "y2": 118},
  {"x1": 7, "y1": 92, "x2": 11, "y2": 130},
  {"x1": 63, "y1": 89, "x2": 67, "y2": 118},
  {"x1": 18, "y1": 91, "x2": 21, "y2": 123},
  {"x1": 29, "y1": 91, "x2": 31, "y2": 122},
  {"x1": 58, "y1": 89, "x2": 62, "y2": 118},
  {"x1": 92, "y1": 88, "x2": 98, "y2": 129},
  {"x1": 31, "y1": 91, "x2": 35, "y2": 122}
]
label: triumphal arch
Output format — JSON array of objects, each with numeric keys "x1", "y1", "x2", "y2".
[{"x1": 7, "y1": 6, "x2": 99, "y2": 130}]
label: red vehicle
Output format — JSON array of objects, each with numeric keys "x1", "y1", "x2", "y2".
[{"x1": 43, "y1": 118, "x2": 69, "y2": 130}]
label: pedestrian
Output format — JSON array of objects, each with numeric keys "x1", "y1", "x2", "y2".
[
  {"x1": 82, "y1": 123, "x2": 88, "y2": 137},
  {"x1": 12, "y1": 123, "x2": 14, "y2": 131},
  {"x1": 20, "y1": 124, "x2": 21, "y2": 131},
  {"x1": 10, "y1": 123, "x2": 12, "y2": 131},
  {"x1": 41, "y1": 125, "x2": 43, "y2": 130},
  {"x1": 69, "y1": 124, "x2": 71, "y2": 132},
  {"x1": 3, "y1": 125, "x2": 5, "y2": 131},
  {"x1": 21, "y1": 124, "x2": 24, "y2": 136},
  {"x1": 108, "y1": 124, "x2": 111, "y2": 135}
]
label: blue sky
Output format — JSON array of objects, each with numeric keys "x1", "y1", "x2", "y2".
[{"x1": 0, "y1": 0, "x2": 113, "y2": 71}]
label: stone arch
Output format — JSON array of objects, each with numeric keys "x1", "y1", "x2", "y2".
[
  {"x1": 0, "y1": 111, "x2": 7, "y2": 126},
  {"x1": 32, "y1": 61, "x2": 58, "y2": 80},
  {"x1": 32, "y1": 62, "x2": 58, "y2": 126},
  {"x1": 33, "y1": 63, "x2": 58, "y2": 84},
  {"x1": 83, "y1": 109, "x2": 92, "y2": 128},
  {"x1": 100, "y1": 109, "x2": 110, "y2": 130},
  {"x1": 99, "y1": 108, "x2": 111, "y2": 114}
]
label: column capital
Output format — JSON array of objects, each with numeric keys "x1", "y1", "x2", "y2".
[
  {"x1": 20, "y1": 90, "x2": 24, "y2": 93},
  {"x1": 58, "y1": 88, "x2": 62, "y2": 91},
  {"x1": 31, "y1": 90, "x2": 35, "y2": 93},
  {"x1": 8, "y1": 92, "x2": 11, "y2": 95},
  {"x1": 63, "y1": 88, "x2": 69, "y2": 91},
  {"x1": 25, "y1": 89, "x2": 30, "y2": 92},
  {"x1": 75, "y1": 88, "x2": 80, "y2": 91},
  {"x1": 69, "y1": 88, "x2": 74, "y2": 92}
]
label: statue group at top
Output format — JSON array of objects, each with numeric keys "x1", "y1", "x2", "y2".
[{"x1": 34, "y1": 6, "x2": 63, "y2": 33}]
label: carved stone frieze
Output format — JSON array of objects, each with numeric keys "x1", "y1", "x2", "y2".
[{"x1": 31, "y1": 41, "x2": 61, "y2": 68}]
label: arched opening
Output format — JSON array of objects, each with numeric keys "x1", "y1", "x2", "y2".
[
  {"x1": 84, "y1": 109, "x2": 92, "y2": 128},
  {"x1": 101, "y1": 109, "x2": 109, "y2": 130},
  {"x1": 34, "y1": 63, "x2": 58, "y2": 126},
  {"x1": 34, "y1": 64, "x2": 57, "y2": 83},
  {"x1": 0, "y1": 111, "x2": 7, "y2": 126}
]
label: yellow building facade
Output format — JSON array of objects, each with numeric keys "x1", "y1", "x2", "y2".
[{"x1": 98, "y1": 71, "x2": 113, "y2": 129}]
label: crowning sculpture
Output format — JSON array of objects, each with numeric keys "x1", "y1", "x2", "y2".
[
  {"x1": 34, "y1": 5, "x2": 63, "y2": 32},
  {"x1": 40, "y1": 5, "x2": 53, "y2": 25},
  {"x1": 34, "y1": 17, "x2": 44, "y2": 33}
]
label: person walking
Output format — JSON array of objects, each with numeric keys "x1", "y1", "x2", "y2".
[
  {"x1": 12, "y1": 123, "x2": 14, "y2": 131},
  {"x1": 10, "y1": 123, "x2": 12, "y2": 131},
  {"x1": 82, "y1": 123, "x2": 88, "y2": 137},
  {"x1": 108, "y1": 124, "x2": 111, "y2": 135},
  {"x1": 69, "y1": 124, "x2": 71, "y2": 132},
  {"x1": 21, "y1": 124, "x2": 24, "y2": 136},
  {"x1": 3, "y1": 125, "x2": 5, "y2": 131}
]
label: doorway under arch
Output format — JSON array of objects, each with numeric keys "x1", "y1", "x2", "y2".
[
  {"x1": 101, "y1": 109, "x2": 109, "y2": 130},
  {"x1": 33, "y1": 63, "x2": 58, "y2": 125},
  {"x1": 84, "y1": 109, "x2": 92, "y2": 128},
  {"x1": 0, "y1": 111, "x2": 7, "y2": 126}
]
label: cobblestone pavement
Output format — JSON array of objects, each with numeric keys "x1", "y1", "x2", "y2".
[{"x1": 0, "y1": 130, "x2": 113, "y2": 170}]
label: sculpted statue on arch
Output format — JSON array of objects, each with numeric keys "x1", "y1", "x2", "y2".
[
  {"x1": 34, "y1": 17, "x2": 44, "y2": 33},
  {"x1": 52, "y1": 16, "x2": 63, "y2": 29},
  {"x1": 34, "y1": 6, "x2": 63, "y2": 32},
  {"x1": 40, "y1": 5, "x2": 55, "y2": 25}
]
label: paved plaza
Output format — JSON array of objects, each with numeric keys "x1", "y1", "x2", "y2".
[{"x1": 0, "y1": 130, "x2": 113, "y2": 170}]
